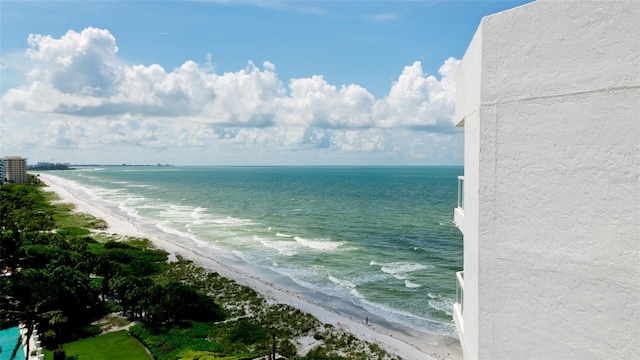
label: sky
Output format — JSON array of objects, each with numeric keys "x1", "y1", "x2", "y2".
[{"x1": 1, "y1": 0, "x2": 532, "y2": 166}]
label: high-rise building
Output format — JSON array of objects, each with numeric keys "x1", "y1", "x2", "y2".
[
  {"x1": 452, "y1": 1, "x2": 639, "y2": 359},
  {"x1": 3, "y1": 156, "x2": 28, "y2": 184}
]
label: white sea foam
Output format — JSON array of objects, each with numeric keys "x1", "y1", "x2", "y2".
[
  {"x1": 371, "y1": 261, "x2": 434, "y2": 275},
  {"x1": 266, "y1": 265, "x2": 356, "y2": 300},
  {"x1": 80, "y1": 175, "x2": 100, "y2": 180},
  {"x1": 270, "y1": 267, "x2": 319, "y2": 291},
  {"x1": 158, "y1": 206, "x2": 251, "y2": 236},
  {"x1": 354, "y1": 295, "x2": 455, "y2": 335},
  {"x1": 92, "y1": 188, "x2": 125, "y2": 197},
  {"x1": 118, "y1": 204, "x2": 140, "y2": 218},
  {"x1": 122, "y1": 196, "x2": 146, "y2": 203},
  {"x1": 155, "y1": 220, "x2": 209, "y2": 246},
  {"x1": 328, "y1": 275, "x2": 356, "y2": 289},
  {"x1": 190, "y1": 207, "x2": 207, "y2": 221},
  {"x1": 350, "y1": 288, "x2": 365, "y2": 299},
  {"x1": 352, "y1": 272, "x2": 390, "y2": 285},
  {"x1": 358, "y1": 297, "x2": 427, "y2": 322},
  {"x1": 78, "y1": 167, "x2": 104, "y2": 172},
  {"x1": 264, "y1": 252, "x2": 454, "y2": 335},
  {"x1": 125, "y1": 184, "x2": 155, "y2": 188},
  {"x1": 212, "y1": 217, "x2": 254, "y2": 226},
  {"x1": 259, "y1": 237, "x2": 298, "y2": 256},
  {"x1": 276, "y1": 233, "x2": 292, "y2": 238},
  {"x1": 427, "y1": 295, "x2": 454, "y2": 316},
  {"x1": 404, "y1": 280, "x2": 422, "y2": 288},
  {"x1": 294, "y1": 236, "x2": 343, "y2": 251},
  {"x1": 118, "y1": 197, "x2": 147, "y2": 218},
  {"x1": 138, "y1": 204, "x2": 165, "y2": 209},
  {"x1": 160, "y1": 206, "x2": 195, "y2": 223},
  {"x1": 168, "y1": 204, "x2": 193, "y2": 212}
]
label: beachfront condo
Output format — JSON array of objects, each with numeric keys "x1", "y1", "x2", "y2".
[
  {"x1": 452, "y1": 1, "x2": 639, "y2": 359},
  {"x1": 3, "y1": 156, "x2": 28, "y2": 184}
]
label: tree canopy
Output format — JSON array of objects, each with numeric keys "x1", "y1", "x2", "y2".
[{"x1": 0, "y1": 183, "x2": 224, "y2": 353}]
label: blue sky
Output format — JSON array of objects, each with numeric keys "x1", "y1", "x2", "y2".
[{"x1": 1, "y1": 1, "x2": 531, "y2": 166}]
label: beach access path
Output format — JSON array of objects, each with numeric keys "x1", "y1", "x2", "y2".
[{"x1": 37, "y1": 173, "x2": 462, "y2": 360}]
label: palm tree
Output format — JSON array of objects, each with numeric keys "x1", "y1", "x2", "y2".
[{"x1": 43, "y1": 310, "x2": 68, "y2": 349}]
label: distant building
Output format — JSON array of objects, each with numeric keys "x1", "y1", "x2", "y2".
[
  {"x1": 29, "y1": 162, "x2": 71, "y2": 170},
  {"x1": 3, "y1": 156, "x2": 28, "y2": 184},
  {"x1": 453, "y1": 1, "x2": 639, "y2": 359}
]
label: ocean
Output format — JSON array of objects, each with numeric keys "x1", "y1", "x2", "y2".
[{"x1": 45, "y1": 166, "x2": 463, "y2": 336}]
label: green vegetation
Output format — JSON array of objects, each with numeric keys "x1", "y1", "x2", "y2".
[
  {"x1": 42, "y1": 330, "x2": 150, "y2": 360},
  {"x1": 0, "y1": 182, "x2": 399, "y2": 360},
  {"x1": 41, "y1": 191, "x2": 107, "y2": 229}
]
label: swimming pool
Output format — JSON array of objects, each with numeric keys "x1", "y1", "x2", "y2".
[{"x1": 0, "y1": 327, "x2": 25, "y2": 360}]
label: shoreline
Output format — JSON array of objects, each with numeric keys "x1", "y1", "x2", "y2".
[{"x1": 36, "y1": 172, "x2": 462, "y2": 360}]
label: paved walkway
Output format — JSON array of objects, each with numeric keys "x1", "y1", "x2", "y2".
[{"x1": 18, "y1": 325, "x2": 42, "y2": 360}]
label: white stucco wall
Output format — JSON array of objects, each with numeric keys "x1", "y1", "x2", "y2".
[
  {"x1": 456, "y1": 0, "x2": 640, "y2": 359},
  {"x1": 455, "y1": 23, "x2": 483, "y2": 359},
  {"x1": 453, "y1": 24, "x2": 482, "y2": 128}
]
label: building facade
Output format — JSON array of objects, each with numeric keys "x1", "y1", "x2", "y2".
[
  {"x1": 453, "y1": 1, "x2": 639, "y2": 359},
  {"x1": 3, "y1": 156, "x2": 28, "y2": 184}
]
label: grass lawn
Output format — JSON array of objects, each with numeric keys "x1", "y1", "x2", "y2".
[{"x1": 43, "y1": 331, "x2": 151, "y2": 360}]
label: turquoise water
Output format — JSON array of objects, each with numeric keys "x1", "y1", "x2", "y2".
[
  {"x1": 0, "y1": 326, "x2": 25, "y2": 360},
  {"x1": 47, "y1": 166, "x2": 463, "y2": 335}
]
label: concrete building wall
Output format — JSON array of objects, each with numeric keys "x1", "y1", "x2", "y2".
[
  {"x1": 453, "y1": 23, "x2": 483, "y2": 359},
  {"x1": 455, "y1": 1, "x2": 639, "y2": 359}
]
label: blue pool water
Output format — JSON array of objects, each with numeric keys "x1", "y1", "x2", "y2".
[{"x1": 0, "y1": 326, "x2": 25, "y2": 360}]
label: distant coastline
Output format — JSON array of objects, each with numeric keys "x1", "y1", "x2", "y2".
[
  {"x1": 29, "y1": 163, "x2": 174, "y2": 170},
  {"x1": 28, "y1": 162, "x2": 73, "y2": 170}
]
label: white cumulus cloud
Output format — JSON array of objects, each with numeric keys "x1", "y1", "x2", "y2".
[
  {"x1": 373, "y1": 58, "x2": 458, "y2": 130},
  {"x1": 26, "y1": 27, "x2": 119, "y2": 95},
  {"x1": 1, "y1": 27, "x2": 462, "y2": 164}
]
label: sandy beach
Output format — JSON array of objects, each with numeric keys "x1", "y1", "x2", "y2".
[{"x1": 37, "y1": 172, "x2": 462, "y2": 360}]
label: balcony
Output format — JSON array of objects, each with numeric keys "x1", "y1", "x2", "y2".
[
  {"x1": 454, "y1": 176, "x2": 464, "y2": 231},
  {"x1": 453, "y1": 271, "x2": 464, "y2": 335},
  {"x1": 457, "y1": 176, "x2": 464, "y2": 209}
]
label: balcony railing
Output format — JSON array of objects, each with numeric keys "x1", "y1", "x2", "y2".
[
  {"x1": 454, "y1": 176, "x2": 465, "y2": 231},
  {"x1": 457, "y1": 176, "x2": 464, "y2": 210},
  {"x1": 455, "y1": 271, "x2": 464, "y2": 314},
  {"x1": 453, "y1": 271, "x2": 464, "y2": 335}
]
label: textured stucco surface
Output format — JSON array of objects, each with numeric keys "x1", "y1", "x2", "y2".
[
  {"x1": 455, "y1": 0, "x2": 640, "y2": 359},
  {"x1": 454, "y1": 21, "x2": 482, "y2": 358}
]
